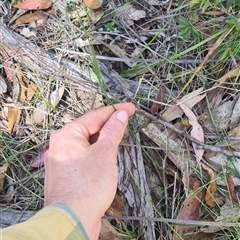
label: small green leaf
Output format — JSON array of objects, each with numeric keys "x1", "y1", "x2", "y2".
[{"x1": 229, "y1": 15, "x2": 240, "y2": 31}]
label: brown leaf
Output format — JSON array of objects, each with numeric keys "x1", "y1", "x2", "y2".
[
  {"x1": 32, "y1": 102, "x2": 48, "y2": 126},
  {"x1": 193, "y1": 232, "x2": 216, "y2": 240},
  {"x1": 136, "y1": 119, "x2": 151, "y2": 133},
  {"x1": 15, "y1": 11, "x2": 45, "y2": 25},
  {"x1": 106, "y1": 194, "x2": 124, "y2": 217},
  {"x1": 202, "y1": 11, "x2": 225, "y2": 16},
  {"x1": 229, "y1": 125, "x2": 240, "y2": 137},
  {"x1": 162, "y1": 87, "x2": 206, "y2": 122},
  {"x1": 202, "y1": 163, "x2": 217, "y2": 207},
  {"x1": 196, "y1": 88, "x2": 218, "y2": 114},
  {"x1": 201, "y1": 30, "x2": 216, "y2": 49},
  {"x1": 178, "y1": 102, "x2": 204, "y2": 162},
  {"x1": 16, "y1": 66, "x2": 25, "y2": 102},
  {"x1": 226, "y1": 174, "x2": 239, "y2": 203},
  {"x1": 16, "y1": 66, "x2": 37, "y2": 101},
  {"x1": 151, "y1": 84, "x2": 167, "y2": 115},
  {"x1": 26, "y1": 80, "x2": 37, "y2": 100},
  {"x1": 99, "y1": 219, "x2": 126, "y2": 240},
  {"x1": 8, "y1": 107, "x2": 21, "y2": 133},
  {"x1": 173, "y1": 177, "x2": 202, "y2": 240},
  {"x1": 84, "y1": 0, "x2": 103, "y2": 9},
  {"x1": 211, "y1": 65, "x2": 240, "y2": 91},
  {"x1": 14, "y1": 0, "x2": 52, "y2": 10},
  {"x1": 0, "y1": 163, "x2": 8, "y2": 191}
]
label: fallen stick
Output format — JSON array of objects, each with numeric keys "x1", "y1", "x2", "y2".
[
  {"x1": 0, "y1": 206, "x2": 36, "y2": 228},
  {"x1": 0, "y1": 24, "x2": 135, "y2": 97},
  {"x1": 0, "y1": 24, "x2": 97, "y2": 90}
]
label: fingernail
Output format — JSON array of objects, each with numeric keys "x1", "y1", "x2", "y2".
[{"x1": 116, "y1": 111, "x2": 128, "y2": 124}]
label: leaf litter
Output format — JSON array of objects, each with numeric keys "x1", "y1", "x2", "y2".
[{"x1": 0, "y1": 0, "x2": 240, "y2": 238}]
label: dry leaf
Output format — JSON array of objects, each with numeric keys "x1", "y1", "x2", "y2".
[
  {"x1": 129, "y1": 9, "x2": 146, "y2": 21},
  {"x1": 8, "y1": 107, "x2": 21, "y2": 133},
  {"x1": 119, "y1": 5, "x2": 145, "y2": 26},
  {"x1": 202, "y1": 200, "x2": 240, "y2": 233},
  {"x1": 193, "y1": 232, "x2": 216, "y2": 240},
  {"x1": 16, "y1": 66, "x2": 25, "y2": 102},
  {"x1": 148, "y1": 0, "x2": 161, "y2": 5},
  {"x1": 106, "y1": 194, "x2": 124, "y2": 218},
  {"x1": 173, "y1": 177, "x2": 202, "y2": 240},
  {"x1": 162, "y1": 87, "x2": 206, "y2": 122},
  {"x1": 32, "y1": 102, "x2": 48, "y2": 126},
  {"x1": 75, "y1": 90, "x2": 103, "y2": 111},
  {"x1": 103, "y1": 43, "x2": 130, "y2": 66},
  {"x1": 84, "y1": 0, "x2": 103, "y2": 9},
  {"x1": 136, "y1": 119, "x2": 151, "y2": 133},
  {"x1": 8, "y1": 9, "x2": 28, "y2": 25},
  {"x1": 226, "y1": 174, "x2": 239, "y2": 203},
  {"x1": 0, "y1": 163, "x2": 8, "y2": 191},
  {"x1": 20, "y1": 27, "x2": 36, "y2": 38},
  {"x1": 229, "y1": 124, "x2": 240, "y2": 136},
  {"x1": 89, "y1": 9, "x2": 104, "y2": 23},
  {"x1": 206, "y1": 152, "x2": 240, "y2": 181},
  {"x1": 15, "y1": 11, "x2": 45, "y2": 25},
  {"x1": 202, "y1": 11, "x2": 224, "y2": 16},
  {"x1": 15, "y1": 67, "x2": 37, "y2": 101},
  {"x1": 211, "y1": 65, "x2": 240, "y2": 91},
  {"x1": 4, "y1": 61, "x2": 14, "y2": 82},
  {"x1": 178, "y1": 102, "x2": 204, "y2": 162},
  {"x1": 130, "y1": 47, "x2": 141, "y2": 58},
  {"x1": 142, "y1": 122, "x2": 197, "y2": 174},
  {"x1": 201, "y1": 30, "x2": 216, "y2": 50},
  {"x1": 50, "y1": 85, "x2": 65, "y2": 108},
  {"x1": 202, "y1": 163, "x2": 217, "y2": 207},
  {"x1": 0, "y1": 76, "x2": 7, "y2": 94},
  {"x1": 14, "y1": 0, "x2": 52, "y2": 10},
  {"x1": 151, "y1": 84, "x2": 167, "y2": 115},
  {"x1": 99, "y1": 219, "x2": 126, "y2": 240},
  {"x1": 230, "y1": 94, "x2": 240, "y2": 129},
  {"x1": 26, "y1": 80, "x2": 37, "y2": 100},
  {"x1": 203, "y1": 100, "x2": 233, "y2": 132}
]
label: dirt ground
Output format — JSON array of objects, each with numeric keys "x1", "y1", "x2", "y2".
[{"x1": 0, "y1": 0, "x2": 240, "y2": 239}]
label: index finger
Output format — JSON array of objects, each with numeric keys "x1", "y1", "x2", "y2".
[{"x1": 65, "y1": 103, "x2": 135, "y2": 139}]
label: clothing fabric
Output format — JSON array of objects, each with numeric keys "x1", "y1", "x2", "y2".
[{"x1": 1, "y1": 204, "x2": 89, "y2": 240}]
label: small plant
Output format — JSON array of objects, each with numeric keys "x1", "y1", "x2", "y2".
[
  {"x1": 178, "y1": 14, "x2": 200, "y2": 40},
  {"x1": 104, "y1": 21, "x2": 115, "y2": 32},
  {"x1": 116, "y1": 221, "x2": 142, "y2": 239},
  {"x1": 226, "y1": 14, "x2": 240, "y2": 32}
]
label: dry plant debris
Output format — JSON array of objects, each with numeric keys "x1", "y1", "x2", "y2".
[
  {"x1": 0, "y1": 0, "x2": 240, "y2": 239},
  {"x1": 13, "y1": 0, "x2": 52, "y2": 10},
  {"x1": 173, "y1": 177, "x2": 203, "y2": 240}
]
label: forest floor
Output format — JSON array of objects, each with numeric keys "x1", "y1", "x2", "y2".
[{"x1": 0, "y1": 0, "x2": 240, "y2": 239}]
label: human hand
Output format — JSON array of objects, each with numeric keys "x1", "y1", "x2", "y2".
[{"x1": 44, "y1": 103, "x2": 135, "y2": 240}]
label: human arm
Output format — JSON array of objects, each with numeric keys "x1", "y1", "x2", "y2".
[{"x1": 2, "y1": 103, "x2": 135, "y2": 240}]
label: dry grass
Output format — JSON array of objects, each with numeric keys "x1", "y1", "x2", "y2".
[{"x1": 0, "y1": 0, "x2": 240, "y2": 239}]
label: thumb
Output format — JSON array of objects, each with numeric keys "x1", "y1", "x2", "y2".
[{"x1": 96, "y1": 110, "x2": 129, "y2": 148}]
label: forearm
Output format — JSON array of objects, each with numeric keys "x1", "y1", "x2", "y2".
[{"x1": 1, "y1": 204, "x2": 89, "y2": 240}]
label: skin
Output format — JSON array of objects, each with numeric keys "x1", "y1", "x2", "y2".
[{"x1": 44, "y1": 103, "x2": 136, "y2": 240}]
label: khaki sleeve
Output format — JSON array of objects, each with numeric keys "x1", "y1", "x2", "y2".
[{"x1": 1, "y1": 204, "x2": 89, "y2": 240}]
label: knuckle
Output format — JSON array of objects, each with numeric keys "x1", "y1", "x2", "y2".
[
  {"x1": 49, "y1": 130, "x2": 58, "y2": 140},
  {"x1": 104, "y1": 124, "x2": 122, "y2": 139}
]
